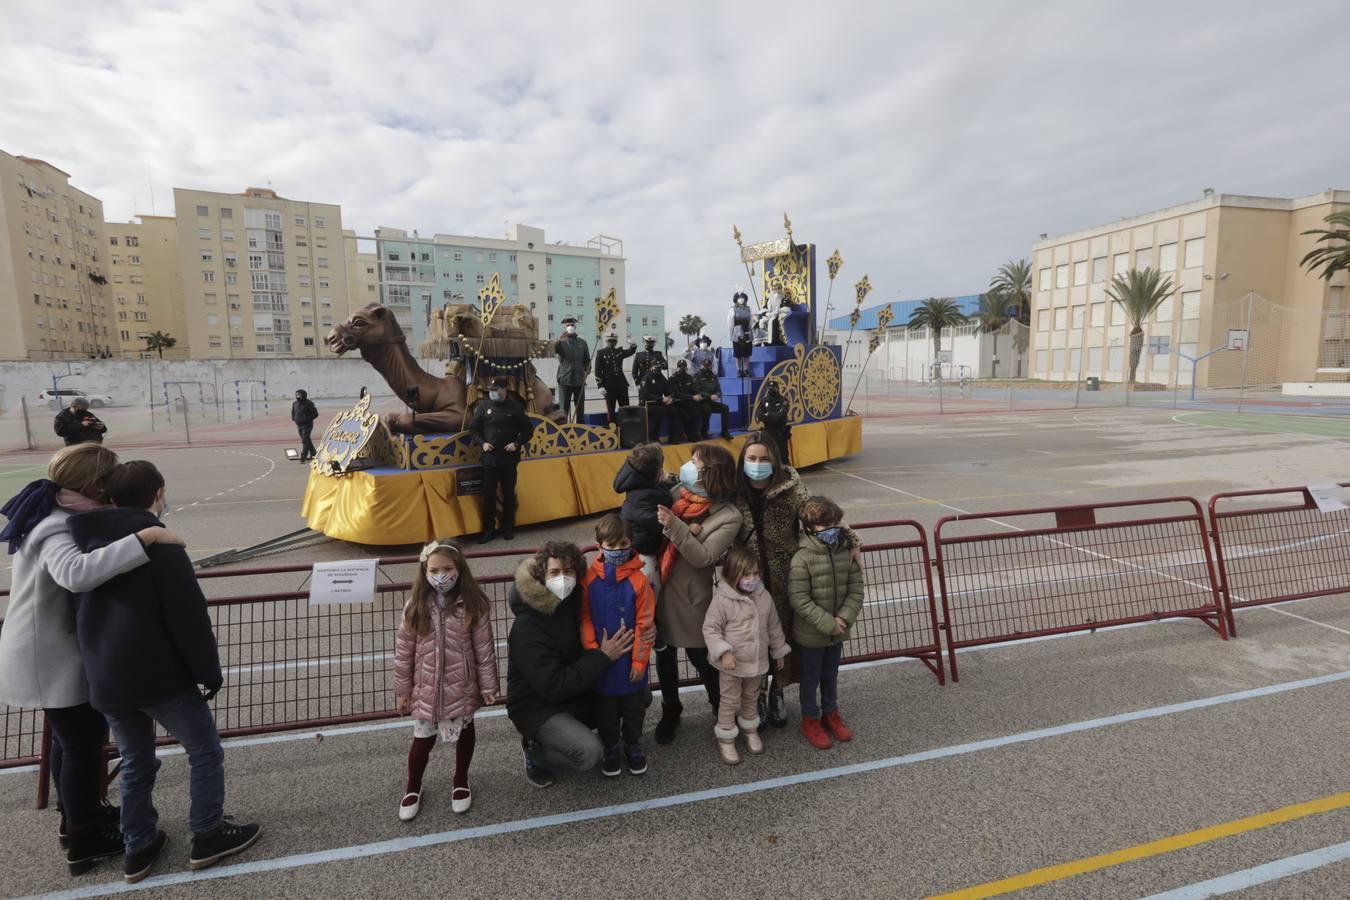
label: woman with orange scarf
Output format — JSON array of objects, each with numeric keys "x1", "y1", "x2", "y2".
[{"x1": 652, "y1": 443, "x2": 745, "y2": 744}]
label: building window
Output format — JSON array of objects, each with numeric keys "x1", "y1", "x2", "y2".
[
  {"x1": 231, "y1": 336, "x2": 244, "y2": 348},
  {"x1": 220, "y1": 208, "x2": 233, "y2": 219},
  {"x1": 488, "y1": 252, "x2": 497, "y2": 262},
  {"x1": 304, "y1": 336, "x2": 315, "y2": 347},
  {"x1": 1181, "y1": 291, "x2": 1201, "y2": 320},
  {"x1": 317, "y1": 257, "x2": 328, "y2": 268},
  {"x1": 196, "y1": 205, "x2": 209, "y2": 216},
  {"x1": 320, "y1": 297, "x2": 332, "y2": 307},
  {"x1": 453, "y1": 251, "x2": 463, "y2": 261},
  {"x1": 474, "y1": 251, "x2": 485, "y2": 263},
  {"x1": 1051, "y1": 349, "x2": 1066, "y2": 372},
  {"x1": 226, "y1": 272, "x2": 239, "y2": 284},
  {"x1": 118, "y1": 311, "x2": 127, "y2": 321},
  {"x1": 475, "y1": 273, "x2": 485, "y2": 284},
  {"x1": 1071, "y1": 305, "x2": 1085, "y2": 329},
  {"x1": 1053, "y1": 308, "x2": 1067, "y2": 330},
  {"x1": 110, "y1": 237, "x2": 119, "y2": 246},
  {"x1": 314, "y1": 217, "x2": 326, "y2": 228},
  {"x1": 201, "y1": 251, "x2": 213, "y2": 262},
  {"x1": 203, "y1": 271, "x2": 215, "y2": 283},
  {"x1": 1055, "y1": 265, "x2": 1068, "y2": 289},
  {"x1": 510, "y1": 274, "x2": 518, "y2": 283},
  {"x1": 295, "y1": 216, "x2": 306, "y2": 226},
  {"x1": 1091, "y1": 257, "x2": 1107, "y2": 284},
  {"x1": 1090, "y1": 303, "x2": 1105, "y2": 327},
  {"x1": 1158, "y1": 243, "x2": 1178, "y2": 271},
  {"x1": 205, "y1": 292, "x2": 218, "y2": 305},
  {"x1": 528, "y1": 263, "x2": 535, "y2": 271},
  {"x1": 1073, "y1": 261, "x2": 1088, "y2": 287},
  {"x1": 387, "y1": 251, "x2": 400, "y2": 261},
  {"x1": 529, "y1": 283, "x2": 536, "y2": 290},
  {"x1": 1155, "y1": 297, "x2": 1173, "y2": 322},
  {"x1": 1184, "y1": 237, "x2": 1204, "y2": 269},
  {"x1": 318, "y1": 277, "x2": 330, "y2": 288},
  {"x1": 207, "y1": 314, "x2": 220, "y2": 326}
]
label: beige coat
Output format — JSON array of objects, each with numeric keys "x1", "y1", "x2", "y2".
[
  {"x1": 655, "y1": 500, "x2": 745, "y2": 648},
  {"x1": 702, "y1": 579, "x2": 790, "y2": 677}
]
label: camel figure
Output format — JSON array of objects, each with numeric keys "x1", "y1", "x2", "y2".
[{"x1": 326, "y1": 303, "x2": 560, "y2": 434}]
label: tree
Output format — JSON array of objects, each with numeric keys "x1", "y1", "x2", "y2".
[
  {"x1": 678, "y1": 314, "x2": 707, "y2": 344},
  {"x1": 988, "y1": 259, "x2": 1032, "y2": 325},
  {"x1": 972, "y1": 292, "x2": 1011, "y2": 377},
  {"x1": 1105, "y1": 268, "x2": 1174, "y2": 384},
  {"x1": 143, "y1": 331, "x2": 177, "y2": 359},
  {"x1": 1301, "y1": 210, "x2": 1350, "y2": 281},
  {"x1": 907, "y1": 298, "x2": 968, "y2": 379}
]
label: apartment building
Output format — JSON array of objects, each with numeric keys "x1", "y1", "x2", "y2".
[
  {"x1": 1029, "y1": 190, "x2": 1350, "y2": 387},
  {"x1": 106, "y1": 215, "x2": 185, "y2": 358},
  {"x1": 625, "y1": 303, "x2": 667, "y2": 345},
  {"x1": 0, "y1": 150, "x2": 114, "y2": 359},
  {"x1": 359, "y1": 223, "x2": 630, "y2": 346},
  {"x1": 173, "y1": 186, "x2": 349, "y2": 358},
  {"x1": 342, "y1": 229, "x2": 380, "y2": 315}
]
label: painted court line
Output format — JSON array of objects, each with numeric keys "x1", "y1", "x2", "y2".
[
  {"x1": 1140, "y1": 838, "x2": 1350, "y2": 899},
  {"x1": 930, "y1": 790, "x2": 1350, "y2": 898},
  {"x1": 25, "y1": 669, "x2": 1350, "y2": 899}
]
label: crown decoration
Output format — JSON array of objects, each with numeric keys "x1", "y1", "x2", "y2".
[
  {"x1": 478, "y1": 273, "x2": 507, "y2": 328},
  {"x1": 854, "y1": 274, "x2": 872, "y2": 307},
  {"x1": 827, "y1": 249, "x2": 843, "y2": 281}
]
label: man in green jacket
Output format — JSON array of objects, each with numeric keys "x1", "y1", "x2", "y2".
[
  {"x1": 691, "y1": 358, "x2": 731, "y2": 440},
  {"x1": 554, "y1": 316, "x2": 591, "y2": 422}
]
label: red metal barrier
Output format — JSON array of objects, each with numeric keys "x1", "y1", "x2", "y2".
[
  {"x1": 1208, "y1": 483, "x2": 1350, "y2": 636},
  {"x1": 934, "y1": 497, "x2": 1227, "y2": 681}
]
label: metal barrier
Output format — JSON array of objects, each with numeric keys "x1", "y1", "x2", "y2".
[
  {"x1": 934, "y1": 497, "x2": 1227, "y2": 681},
  {"x1": 1208, "y1": 483, "x2": 1350, "y2": 636}
]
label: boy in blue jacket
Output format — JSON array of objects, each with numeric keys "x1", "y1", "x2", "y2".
[{"x1": 580, "y1": 514, "x2": 655, "y2": 776}]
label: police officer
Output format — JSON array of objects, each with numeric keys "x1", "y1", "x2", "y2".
[
  {"x1": 632, "y1": 334, "x2": 666, "y2": 384},
  {"x1": 638, "y1": 358, "x2": 689, "y2": 444},
  {"x1": 666, "y1": 360, "x2": 704, "y2": 441},
  {"x1": 594, "y1": 331, "x2": 637, "y2": 420},
  {"x1": 554, "y1": 316, "x2": 591, "y2": 422},
  {"x1": 755, "y1": 380, "x2": 791, "y2": 463},
  {"x1": 692, "y1": 358, "x2": 732, "y2": 440},
  {"x1": 469, "y1": 377, "x2": 537, "y2": 542}
]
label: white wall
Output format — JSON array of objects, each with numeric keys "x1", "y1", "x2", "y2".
[{"x1": 825, "y1": 326, "x2": 998, "y2": 381}]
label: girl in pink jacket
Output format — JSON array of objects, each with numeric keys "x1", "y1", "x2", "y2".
[{"x1": 394, "y1": 541, "x2": 499, "y2": 820}]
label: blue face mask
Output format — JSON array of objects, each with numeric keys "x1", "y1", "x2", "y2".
[
  {"x1": 679, "y1": 460, "x2": 705, "y2": 494},
  {"x1": 743, "y1": 460, "x2": 773, "y2": 481},
  {"x1": 489, "y1": 390, "x2": 505, "y2": 402},
  {"x1": 813, "y1": 526, "x2": 842, "y2": 545},
  {"x1": 601, "y1": 547, "x2": 632, "y2": 566}
]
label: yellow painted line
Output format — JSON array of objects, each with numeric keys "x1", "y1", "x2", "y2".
[{"x1": 928, "y1": 790, "x2": 1350, "y2": 899}]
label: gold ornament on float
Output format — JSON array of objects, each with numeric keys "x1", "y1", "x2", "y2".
[
  {"x1": 748, "y1": 343, "x2": 840, "y2": 427},
  {"x1": 313, "y1": 391, "x2": 398, "y2": 476},
  {"x1": 827, "y1": 249, "x2": 844, "y2": 281}
]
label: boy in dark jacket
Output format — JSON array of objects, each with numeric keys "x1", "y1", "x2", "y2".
[
  {"x1": 580, "y1": 515, "x2": 654, "y2": 776},
  {"x1": 69, "y1": 461, "x2": 260, "y2": 882},
  {"x1": 290, "y1": 390, "x2": 319, "y2": 461}
]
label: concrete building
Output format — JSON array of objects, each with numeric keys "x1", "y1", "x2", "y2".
[
  {"x1": 1029, "y1": 190, "x2": 1350, "y2": 388},
  {"x1": 0, "y1": 150, "x2": 114, "y2": 360},
  {"x1": 342, "y1": 230, "x2": 381, "y2": 316},
  {"x1": 173, "y1": 186, "x2": 349, "y2": 358},
  {"x1": 106, "y1": 216, "x2": 186, "y2": 358},
  {"x1": 625, "y1": 303, "x2": 667, "y2": 346},
  {"x1": 357, "y1": 223, "x2": 631, "y2": 346}
]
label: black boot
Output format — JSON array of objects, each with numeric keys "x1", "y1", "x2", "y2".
[
  {"x1": 477, "y1": 529, "x2": 497, "y2": 544},
  {"x1": 654, "y1": 702, "x2": 683, "y2": 745},
  {"x1": 67, "y1": 826, "x2": 124, "y2": 876}
]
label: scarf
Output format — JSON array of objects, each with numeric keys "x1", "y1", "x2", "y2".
[
  {"x1": 0, "y1": 479, "x2": 61, "y2": 554},
  {"x1": 56, "y1": 489, "x2": 103, "y2": 514},
  {"x1": 659, "y1": 487, "x2": 713, "y2": 582}
]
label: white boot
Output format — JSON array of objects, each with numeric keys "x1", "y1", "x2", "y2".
[
  {"x1": 715, "y1": 724, "x2": 740, "y2": 765},
  {"x1": 739, "y1": 715, "x2": 764, "y2": 754}
]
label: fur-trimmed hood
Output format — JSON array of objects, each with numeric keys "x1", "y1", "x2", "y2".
[{"x1": 509, "y1": 558, "x2": 562, "y2": 616}]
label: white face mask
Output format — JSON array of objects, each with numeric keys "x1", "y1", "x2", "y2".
[{"x1": 546, "y1": 574, "x2": 576, "y2": 600}]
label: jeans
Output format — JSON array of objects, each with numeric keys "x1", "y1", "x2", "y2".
[
  {"x1": 798, "y1": 644, "x2": 843, "y2": 719},
  {"x1": 101, "y1": 691, "x2": 225, "y2": 851},
  {"x1": 594, "y1": 689, "x2": 649, "y2": 746},
  {"x1": 655, "y1": 646, "x2": 720, "y2": 711},
  {"x1": 558, "y1": 384, "x2": 585, "y2": 420},
  {"x1": 44, "y1": 704, "x2": 108, "y2": 836},
  {"x1": 533, "y1": 712, "x2": 603, "y2": 773},
  {"x1": 297, "y1": 423, "x2": 316, "y2": 460}
]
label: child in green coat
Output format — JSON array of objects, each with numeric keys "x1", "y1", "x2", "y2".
[{"x1": 788, "y1": 496, "x2": 864, "y2": 749}]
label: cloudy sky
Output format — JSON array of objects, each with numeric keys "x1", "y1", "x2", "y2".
[{"x1": 4, "y1": 1, "x2": 1348, "y2": 331}]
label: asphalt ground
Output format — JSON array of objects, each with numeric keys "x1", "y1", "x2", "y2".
[{"x1": 1, "y1": 406, "x2": 1348, "y2": 897}]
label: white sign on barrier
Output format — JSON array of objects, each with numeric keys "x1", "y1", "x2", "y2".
[
  {"x1": 1307, "y1": 484, "x2": 1347, "y2": 513},
  {"x1": 309, "y1": 559, "x2": 378, "y2": 605}
]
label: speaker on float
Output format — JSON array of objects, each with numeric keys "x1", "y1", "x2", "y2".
[{"x1": 615, "y1": 405, "x2": 648, "y2": 449}]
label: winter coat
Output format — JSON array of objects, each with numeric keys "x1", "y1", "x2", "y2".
[
  {"x1": 469, "y1": 397, "x2": 535, "y2": 466},
  {"x1": 687, "y1": 347, "x2": 717, "y2": 372},
  {"x1": 655, "y1": 497, "x2": 744, "y2": 648},
  {"x1": 756, "y1": 391, "x2": 789, "y2": 429},
  {"x1": 68, "y1": 507, "x2": 222, "y2": 711},
  {"x1": 554, "y1": 334, "x2": 591, "y2": 387},
  {"x1": 638, "y1": 371, "x2": 674, "y2": 406},
  {"x1": 789, "y1": 532, "x2": 865, "y2": 648},
  {"x1": 506, "y1": 559, "x2": 610, "y2": 739},
  {"x1": 594, "y1": 344, "x2": 636, "y2": 389},
  {"x1": 291, "y1": 398, "x2": 318, "y2": 426},
  {"x1": 668, "y1": 369, "x2": 696, "y2": 400},
  {"x1": 53, "y1": 409, "x2": 106, "y2": 445},
  {"x1": 692, "y1": 368, "x2": 721, "y2": 399},
  {"x1": 393, "y1": 592, "x2": 498, "y2": 722},
  {"x1": 0, "y1": 509, "x2": 148, "y2": 709},
  {"x1": 702, "y1": 579, "x2": 789, "y2": 678},
  {"x1": 736, "y1": 467, "x2": 861, "y2": 681},
  {"x1": 632, "y1": 349, "x2": 666, "y2": 382},
  {"x1": 580, "y1": 553, "x2": 654, "y2": 696},
  {"x1": 612, "y1": 461, "x2": 672, "y2": 555}
]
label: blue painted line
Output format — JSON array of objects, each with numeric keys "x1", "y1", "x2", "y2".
[
  {"x1": 23, "y1": 668, "x2": 1350, "y2": 899},
  {"x1": 1140, "y1": 839, "x2": 1350, "y2": 898}
]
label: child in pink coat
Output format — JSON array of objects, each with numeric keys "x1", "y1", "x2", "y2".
[{"x1": 393, "y1": 541, "x2": 498, "y2": 820}]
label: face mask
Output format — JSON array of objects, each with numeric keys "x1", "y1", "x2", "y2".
[
  {"x1": 489, "y1": 390, "x2": 505, "y2": 402},
  {"x1": 813, "y1": 526, "x2": 843, "y2": 545},
  {"x1": 607, "y1": 340, "x2": 617, "y2": 347},
  {"x1": 158, "y1": 492, "x2": 172, "y2": 519},
  {"x1": 601, "y1": 547, "x2": 632, "y2": 566},
  {"x1": 738, "y1": 576, "x2": 761, "y2": 593},
  {"x1": 546, "y1": 574, "x2": 576, "y2": 600},
  {"x1": 743, "y1": 460, "x2": 773, "y2": 481},
  {"x1": 679, "y1": 460, "x2": 703, "y2": 492},
  {"x1": 565, "y1": 325, "x2": 576, "y2": 334},
  {"x1": 427, "y1": 571, "x2": 458, "y2": 591}
]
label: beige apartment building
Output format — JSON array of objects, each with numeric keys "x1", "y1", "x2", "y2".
[
  {"x1": 173, "y1": 186, "x2": 349, "y2": 358},
  {"x1": 106, "y1": 215, "x2": 186, "y2": 358},
  {"x1": 0, "y1": 150, "x2": 114, "y2": 360},
  {"x1": 1029, "y1": 190, "x2": 1350, "y2": 388},
  {"x1": 342, "y1": 229, "x2": 380, "y2": 314}
]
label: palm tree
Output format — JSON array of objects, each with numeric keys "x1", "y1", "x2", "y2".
[
  {"x1": 907, "y1": 298, "x2": 967, "y2": 379},
  {"x1": 989, "y1": 258, "x2": 1032, "y2": 325},
  {"x1": 143, "y1": 331, "x2": 177, "y2": 359},
  {"x1": 678, "y1": 314, "x2": 707, "y2": 343},
  {"x1": 1301, "y1": 210, "x2": 1350, "y2": 280},
  {"x1": 972, "y1": 292, "x2": 1010, "y2": 377},
  {"x1": 1106, "y1": 268, "x2": 1174, "y2": 384}
]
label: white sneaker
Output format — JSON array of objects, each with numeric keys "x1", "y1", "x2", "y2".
[
  {"x1": 718, "y1": 740, "x2": 740, "y2": 766},
  {"x1": 398, "y1": 792, "x2": 421, "y2": 821},
  {"x1": 451, "y1": 787, "x2": 472, "y2": 814},
  {"x1": 744, "y1": 731, "x2": 764, "y2": 755}
]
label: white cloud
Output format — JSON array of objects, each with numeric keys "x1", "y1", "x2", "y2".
[{"x1": 3, "y1": 0, "x2": 1349, "y2": 336}]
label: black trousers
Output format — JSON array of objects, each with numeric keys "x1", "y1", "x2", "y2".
[
  {"x1": 297, "y1": 424, "x2": 316, "y2": 460},
  {"x1": 601, "y1": 383, "x2": 630, "y2": 420},
  {"x1": 645, "y1": 402, "x2": 687, "y2": 443},
  {"x1": 763, "y1": 425, "x2": 791, "y2": 464},
  {"x1": 558, "y1": 384, "x2": 585, "y2": 420},
  {"x1": 481, "y1": 461, "x2": 519, "y2": 531},
  {"x1": 45, "y1": 704, "x2": 108, "y2": 836},
  {"x1": 594, "y1": 689, "x2": 650, "y2": 746},
  {"x1": 695, "y1": 399, "x2": 731, "y2": 436},
  {"x1": 655, "y1": 646, "x2": 720, "y2": 711}
]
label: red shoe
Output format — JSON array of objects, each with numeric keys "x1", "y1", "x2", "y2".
[
  {"x1": 822, "y1": 710, "x2": 853, "y2": 742},
  {"x1": 800, "y1": 716, "x2": 832, "y2": 750}
]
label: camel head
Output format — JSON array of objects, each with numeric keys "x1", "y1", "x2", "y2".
[{"x1": 326, "y1": 303, "x2": 406, "y2": 356}]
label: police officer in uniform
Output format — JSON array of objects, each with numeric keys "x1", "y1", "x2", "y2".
[
  {"x1": 755, "y1": 380, "x2": 791, "y2": 463},
  {"x1": 638, "y1": 358, "x2": 689, "y2": 444},
  {"x1": 594, "y1": 331, "x2": 637, "y2": 420},
  {"x1": 692, "y1": 358, "x2": 732, "y2": 440},
  {"x1": 469, "y1": 377, "x2": 537, "y2": 542},
  {"x1": 667, "y1": 360, "x2": 704, "y2": 441},
  {"x1": 632, "y1": 335, "x2": 666, "y2": 384}
]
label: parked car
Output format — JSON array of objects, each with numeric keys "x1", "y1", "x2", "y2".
[{"x1": 38, "y1": 388, "x2": 114, "y2": 409}]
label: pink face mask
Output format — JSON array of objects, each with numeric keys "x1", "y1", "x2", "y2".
[{"x1": 738, "y1": 577, "x2": 761, "y2": 593}]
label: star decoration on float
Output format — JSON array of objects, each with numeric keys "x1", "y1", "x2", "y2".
[
  {"x1": 854, "y1": 274, "x2": 872, "y2": 307},
  {"x1": 827, "y1": 249, "x2": 843, "y2": 281},
  {"x1": 876, "y1": 305, "x2": 894, "y2": 329},
  {"x1": 478, "y1": 273, "x2": 507, "y2": 328}
]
